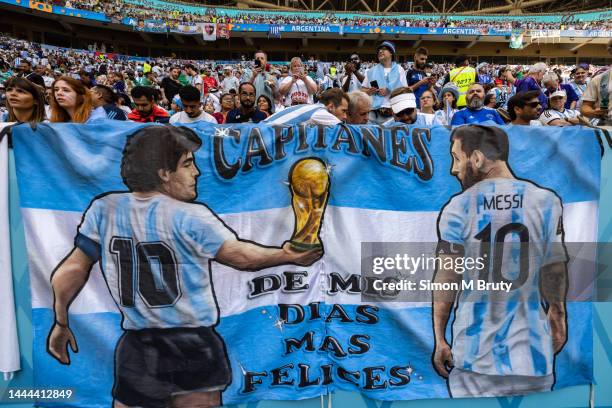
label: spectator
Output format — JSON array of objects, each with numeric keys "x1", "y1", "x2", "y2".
[
  {"x1": 540, "y1": 90, "x2": 580, "y2": 126},
  {"x1": 0, "y1": 60, "x2": 13, "y2": 84},
  {"x1": 443, "y1": 55, "x2": 477, "y2": 108},
  {"x1": 418, "y1": 89, "x2": 437, "y2": 125},
  {"x1": 362, "y1": 41, "x2": 407, "y2": 124},
  {"x1": 184, "y1": 64, "x2": 203, "y2": 95},
  {"x1": 507, "y1": 91, "x2": 543, "y2": 126},
  {"x1": 221, "y1": 66, "x2": 239, "y2": 94},
  {"x1": 580, "y1": 40, "x2": 612, "y2": 126},
  {"x1": 201, "y1": 66, "x2": 218, "y2": 96},
  {"x1": 128, "y1": 85, "x2": 170, "y2": 123},
  {"x1": 477, "y1": 63, "x2": 493, "y2": 85},
  {"x1": 257, "y1": 95, "x2": 273, "y2": 117},
  {"x1": 79, "y1": 70, "x2": 96, "y2": 88},
  {"x1": 116, "y1": 92, "x2": 133, "y2": 116},
  {"x1": 110, "y1": 72, "x2": 126, "y2": 94},
  {"x1": 213, "y1": 92, "x2": 234, "y2": 124},
  {"x1": 507, "y1": 62, "x2": 548, "y2": 109},
  {"x1": 50, "y1": 76, "x2": 105, "y2": 123},
  {"x1": 134, "y1": 69, "x2": 152, "y2": 87},
  {"x1": 320, "y1": 69, "x2": 338, "y2": 91},
  {"x1": 450, "y1": 83, "x2": 505, "y2": 125},
  {"x1": 569, "y1": 63, "x2": 589, "y2": 107},
  {"x1": 91, "y1": 84, "x2": 127, "y2": 121},
  {"x1": 341, "y1": 54, "x2": 364, "y2": 93},
  {"x1": 169, "y1": 85, "x2": 217, "y2": 124},
  {"x1": 347, "y1": 90, "x2": 371, "y2": 125},
  {"x1": 406, "y1": 47, "x2": 435, "y2": 107},
  {"x1": 2, "y1": 77, "x2": 46, "y2": 123},
  {"x1": 279, "y1": 57, "x2": 318, "y2": 107},
  {"x1": 490, "y1": 78, "x2": 511, "y2": 109},
  {"x1": 265, "y1": 88, "x2": 348, "y2": 126},
  {"x1": 226, "y1": 82, "x2": 267, "y2": 124},
  {"x1": 249, "y1": 50, "x2": 277, "y2": 101},
  {"x1": 160, "y1": 66, "x2": 182, "y2": 105},
  {"x1": 435, "y1": 83, "x2": 459, "y2": 126},
  {"x1": 18, "y1": 60, "x2": 45, "y2": 89},
  {"x1": 484, "y1": 91, "x2": 497, "y2": 108},
  {"x1": 168, "y1": 94, "x2": 183, "y2": 117},
  {"x1": 542, "y1": 72, "x2": 578, "y2": 110},
  {"x1": 386, "y1": 88, "x2": 418, "y2": 125}
]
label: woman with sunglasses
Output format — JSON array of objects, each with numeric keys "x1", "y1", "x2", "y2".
[{"x1": 2, "y1": 77, "x2": 46, "y2": 123}]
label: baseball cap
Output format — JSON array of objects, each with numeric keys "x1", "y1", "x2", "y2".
[
  {"x1": 550, "y1": 90, "x2": 567, "y2": 98},
  {"x1": 377, "y1": 41, "x2": 396, "y2": 55},
  {"x1": 390, "y1": 93, "x2": 417, "y2": 114}
]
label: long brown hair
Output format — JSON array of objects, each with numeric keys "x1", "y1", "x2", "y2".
[
  {"x1": 50, "y1": 76, "x2": 94, "y2": 123},
  {"x1": 5, "y1": 76, "x2": 46, "y2": 123}
]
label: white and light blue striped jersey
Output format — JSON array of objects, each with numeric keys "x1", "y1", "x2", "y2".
[
  {"x1": 437, "y1": 178, "x2": 568, "y2": 377},
  {"x1": 539, "y1": 108, "x2": 580, "y2": 125},
  {"x1": 76, "y1": 192, "x2": 236, "y2": 330},
  {"x1": 264, "y1": 103, "x2": 341, "y2": 126}
]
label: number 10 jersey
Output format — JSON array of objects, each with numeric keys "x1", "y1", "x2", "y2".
[
  {"x1": 437, "y1": 178, "x2": 568, "y2": 377},
  {"x1": 76, "y1": 192, "x2": 236, "y2": 330}
]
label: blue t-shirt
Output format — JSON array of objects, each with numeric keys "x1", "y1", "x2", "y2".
[
  {"x1": 479, "y1": 74, "x2": 493, "y2": 85},
  {"x1": 450, "y1": 107, "x2": 505, "y2": 126},
  {"x1": 406, "y1": 69, "x2": 428, "y2": 107},
  {"x1": 515, "y1": 76, "x2": 547, "y2": 109},
  {"x1": 226, "y1": 108, "x2": 267, "y2": 124}
]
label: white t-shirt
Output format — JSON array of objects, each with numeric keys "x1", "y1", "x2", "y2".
[
  {"x1": 341, "y1": 74, "x2": 362, "y2": 93},
  {"x1": 418, "y1": 112, "x2": 436, "y2": 125},
  {"x1": 279, "y1": 76, "x2": 315, "y2": 106},
  {"x1": 361, "y1": 65, "x2": 408, "y2": 108},
  {"x1": 221, "y1": 76, "x2": 239, "y2": 93},
  {"x1": 169, "y1": 110, "x2": 217, "y2": 124}
]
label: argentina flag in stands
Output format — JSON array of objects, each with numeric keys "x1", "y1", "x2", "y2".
[
  {"x1": 11, "y1": 121, "x2": 598, "y2": 407},
  {"x1": 268, "y1": 24, "x2": 283, "y2": 38},
  {"x1": 265, "y1": 103, "x2": 340, "y2": 125}
]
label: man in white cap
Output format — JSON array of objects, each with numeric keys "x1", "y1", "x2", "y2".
[
  {"x1": 384, "y1": 87, "x2": 441, "y2": 126},
  {"x1": 221, "y1": 66, "x2": 239, "y2": 94},
  {"x1": 540, "y1": 90, "x2": 581, "y2": 126},
  {"x1": 361, "y1": 41, "x2": 407, "y2": 125}
]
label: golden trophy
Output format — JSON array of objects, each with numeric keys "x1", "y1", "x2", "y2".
[{"x1": 288, "y1": 158, "x2": 330, "y2": 251}]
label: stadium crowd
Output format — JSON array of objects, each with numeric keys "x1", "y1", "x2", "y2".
[
  {"x1": 37, "y1": 0, "x2": 612, "y2": 31},
  {"x1": 1, "y1": 34, "x2": 611, "y2": 127}
]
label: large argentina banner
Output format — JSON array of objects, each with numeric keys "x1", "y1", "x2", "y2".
[{"x1": 12, "y1": 122, "x2": 598, "y2": 407}]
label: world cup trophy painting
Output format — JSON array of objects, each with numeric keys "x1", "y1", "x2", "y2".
[{"x1": 288, "y1": 157, "x2": 330, "y2": 251}]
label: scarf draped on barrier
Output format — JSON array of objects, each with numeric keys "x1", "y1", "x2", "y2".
[{"x1": 12, "y1": 121, "x2": 599, "y2": 407}]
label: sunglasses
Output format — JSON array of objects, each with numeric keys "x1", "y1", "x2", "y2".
[
  {"x1": 397, "y1": 108, "x2": 415, "y2": 116},
  {"x1": 524, "y1": 101, "x2": 541, "y2": 108}
]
